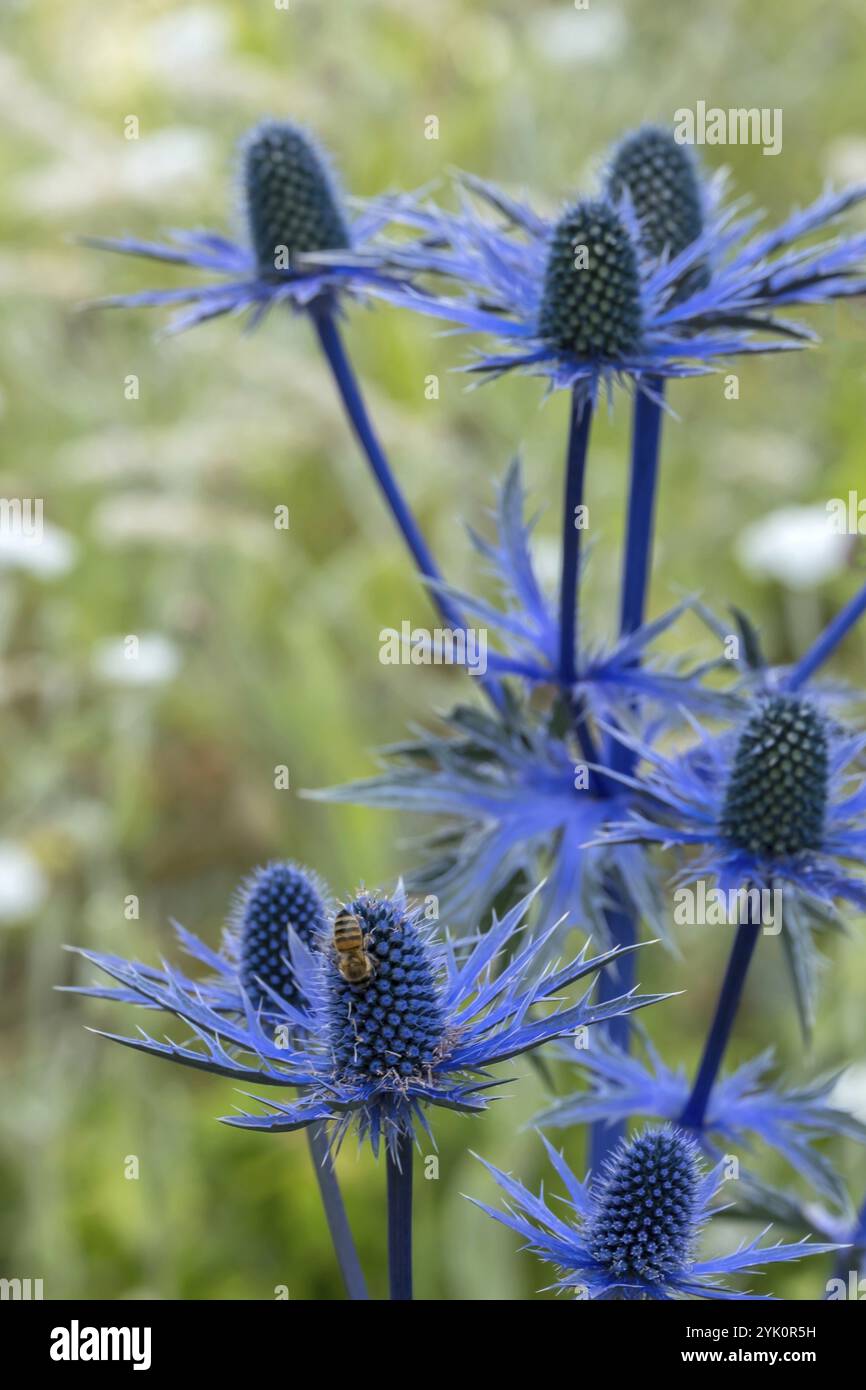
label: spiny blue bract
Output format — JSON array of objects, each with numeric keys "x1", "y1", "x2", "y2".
[
  {"x1": 720, "y1": 695, "x2": 829, "y2": 858},
  {"x1": 242, "y1": 121, "x2": 351, "y2": 274},
  {"x1": 237, "y1": 862, "x2": 327, "y2": 1009},
  {"x1": 538, "y1": 200, "x2": 643, "y2": 358},
  {"x1": 586, "y1": 1126, "x2": 699, "y2": 1283},
  {"x1": 606, "y1": 125, "x2": 707, "y2": 269},
  {"x1": 325, "y1": 893, "x2": 446, "y2": 1080}
]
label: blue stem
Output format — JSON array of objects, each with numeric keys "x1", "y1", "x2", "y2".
[
  {"x1": 608, "y1": 382, "x2": 664, "y2": 778},
  {"x1": 386, "y1": 1134, "x2": 413, "y2": 1300},
  {"x1": 311, "y1": 300, "x2": 504, "y2": 710},
  {"x1": 558, "y1": 391, "x2": 600, "y2": 771},
  {"x1": 788, "y1": 576, "x2": 866, "y2": 690},
  {"x1": 679, "y1": 914, "x2": 762, "y2": 1130},
  {"x1": 619, "y1": 384, "x2": 664, "y2": 638},
  {"x1": 589, "y1": 385, "x2": 664, "y2": 1172},
  {"x1": 558, "y1": 391, "x2": 593, "y2": 689},
  {"x1": 588, "y1": 894, "x2": 635, "y2": 1174},
  {"x1": 306, "y1": 1124, "x2": 368, "y2": 1301}
]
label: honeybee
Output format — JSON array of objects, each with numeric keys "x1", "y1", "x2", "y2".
[{"x1": 333, "y1": 910, "x2": 375, "y2": 986}]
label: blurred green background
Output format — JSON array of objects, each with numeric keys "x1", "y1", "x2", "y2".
[{"x1": 2, "y1": 0, "x2": 866, "y2": 1300}]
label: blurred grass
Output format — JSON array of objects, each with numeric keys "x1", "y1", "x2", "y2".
[{"x1": 1, "y1": 0, "x2": 866, "y2": 1300}]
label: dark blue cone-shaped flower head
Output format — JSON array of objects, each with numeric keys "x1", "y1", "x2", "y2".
[
  {"x1": 370, "y1": 150, "x2": 866, "y2": 399},
  {"x1": 606, "y1": 125, "x2": 707, "y2": 268},
  {"x1": 242, "y1": 120, "x2": 351, "y2": 274},
  {"x1": 325, "y1": 893, "x2": 446, "y2": 1081},
  {"x1": 538, "y1": 200, "x2": 643, "y2": 359},
  {"x1": 587, "y1": 1127, "x2": 699, "y2": 1284},
  {"x1": 472, "y1": 1127, "x2": 841, "y2": 1299},
  {"x1": 720, "y1": 695, "x2": 829, "y2": 858},
  {"x1": 236, "y1": 861, "x2": 328, "y2": 1010},
  {"x1": 86, "y1": 120, "x2": 396, "y2": 334},
  {"x1": 596, "y1": 663, "x2": 866, "y2": 1033}
]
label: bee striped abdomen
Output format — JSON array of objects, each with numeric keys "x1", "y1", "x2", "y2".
[{"x1": 333, "y1": 911, "x2": 374, "y2": 986}]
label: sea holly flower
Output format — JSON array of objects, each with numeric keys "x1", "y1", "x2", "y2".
[
  {"x1": 578, "y1": 587, "x2": 866, "y2": 1176},
  {"x1": 66, "y1": 861, "x2": 325, "y2": 1025},
  {"x1": 605, "y1": 126, "x2": 709, "y2": 285},
  {"x1": 69, "y1": 861, "x2": 368, "y2": 1301},
  {"x1": 70, "y1": 883, "x2": 665, "y2": 1156},
  {"x1": 232, "y1": 860, "x2": 330, "y2": 1015},
  {"x1": 600, "y1": 572, "x2": 866, "y2": 940},
  {"x1": 85, "y1": 119, "x2": 398, "y2": 333},
  {"x1": 536, "y1": 1035, "x2": 866, "y2": 1206},
  {"x1": 598, "y1": 690, "x2": 866, "y2": 1013},
  {"x1": 359, "y1": 127, "x2": 866, "y2": 402},
  {"x1": 471, "y1": 1126, "x2": 840, "y2": 1300},
  {"x1": 83, "y1": 120, "x2": 477, "y2": 664},
  {"x1": 365, "y1": 188, "x2": 740, "y2": 402}
]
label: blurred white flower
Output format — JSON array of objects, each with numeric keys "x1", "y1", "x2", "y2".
[
  {"x1": 712, "y1": 431, "x2": 816, "y2": 488},
  {"x1": 829, "y1": 1065, "x2": 866, "y2": 1125},
  {"x1": 0, "y1": 842, "x2": 48, "y2": 922},
  {"x1": 92, "y1": 633, "x2": 181, "y2": 687},
  {"x1": 825, "y1": 136, "x2": 866, "y2": 186},
  {"x1": 16, "y1": 127, "x2": 215, "y2": 214},
  {"x1": 532, "y1": 7, "x2": 627, "y2": 65},
  {"x1": 734, "y1": 505, "x2": 853, "y2": 590},
  {"x1": 143, "y1": 6, "x2": 232, "y2": 77},
  {"x1": 122, "y1": 129, "x2": 215, "y2": 195},
  {"x1": 0, "y1": 522, "x2": 77, "y2": 579},
  {"x1": 91, "y1": 492, "x2": 273, "y2": 557},
  {"x1": 530, "y1": 536, "x2": 563, "y2": 592}
]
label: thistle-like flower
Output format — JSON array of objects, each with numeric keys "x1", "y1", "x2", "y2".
[
  {"x1": 602, "y1": 690, "x2": 866, "y2": 915},
  {"x1": 364, "y1": 124, "x2": 866, "y2": 401},
  {"x1": 605, "y1": 126, "x2": 707, "y2": 271},
  {"x1": 598, "y1": 678, "x2": 866, "y2": 1024},
  {"x1": 536, "y1": 201, "x2": 644, "y2": 362},
  {"x1": 67, "y1": 860, "x2": 327, "y2": 1025},
  {"x1": 84, "y1": 120, "x2": 400, "y2": 333},
  {"x1": 472, "y1": 1127, "x2": 839, "y2": 1299},
  {"x1": 233, "y1": 861, "x2": 329, "y2": 1013},
  {"x1": 243, "y1": 122, "x2": 351, "y2": 270},
  {"x1": 70, "y1": 883, "x2": 666, "y2": 1156}
]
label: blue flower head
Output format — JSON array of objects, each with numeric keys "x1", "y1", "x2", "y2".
[
  {"x1": 367, "y1": 131, "x2": 866, "y2": 402},
  {"x1": 603, "y1": 688, "x2": 866, "y2": 915},
  {"x1": 68, "y1": 881, "x2": 666, "y2": 1157},
  {"x1": 537, "y1": 201, "x2": 643, "y2": 359},
  {"x1": 719, "y1": 695, "x2": 828, "y2": 859},
  {"x1": 585, "y1": 1126, "x2": 699, "y2": 1283},
  {"x1": 242, "y1": 120, "x2": 351, "y2": 272},
  {"x1": 473, "y1": 1127, "x2": 839, "y2": 1299},
  {"x1": 597, "y1": 662, "x2": 866, "y2": 1031},
  {"x1": 234, "y1": 860, "x2": 328, "y2": 1013},
  {"x1": 605, "y1": 125, "x2": 709, "y2": 287},
  {"x1": 84, "y1": 120, "x2": 399, "y2": 334},
  {"x1": 325, "y1": 893, "x2": 446, "y2": 1081}
]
